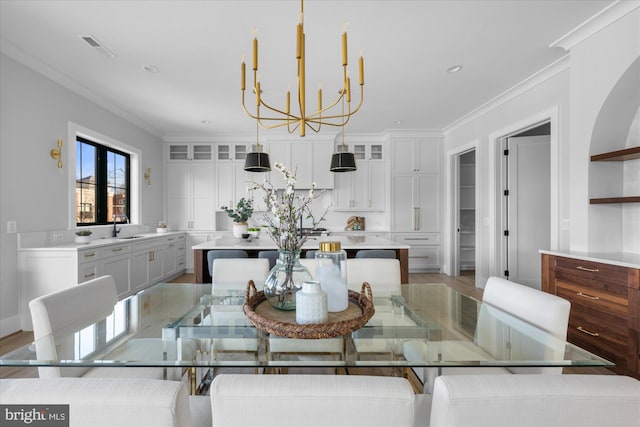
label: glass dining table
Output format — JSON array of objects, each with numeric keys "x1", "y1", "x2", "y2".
[{"x1": 0, "y1": 282, "x2": 613, "y2": 394}]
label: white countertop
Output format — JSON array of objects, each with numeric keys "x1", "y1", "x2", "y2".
[
  {"x1": 540, "y1": 250, "x2": 640, "y2": 269},
  {"x1": 193, "y1": 235, "x2": 409, "y2": 250},
  {"x1": 19, "y1": 232, "x2": 185, "y2": 251}
]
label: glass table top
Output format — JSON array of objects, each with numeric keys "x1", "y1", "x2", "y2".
[{"x1": 0, "y1": 283, "x2": 613, "y2": 370}]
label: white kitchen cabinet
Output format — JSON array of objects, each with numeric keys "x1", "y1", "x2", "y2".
[
  {"x1": 100, "y1": 243, "x2": 132, "y2": 297},
  {"x1": 391, "y1": 174, "x2": 440, "y2": 232},
  {"x1": 390, "y1": 135, "x2": 443, "y2": 272},
  {"x1": 267, "y1": 140, "x2": 334, "y2": 189},
  {"x1": 215, "y1": 143, "x2": 267, "y2": 212},
  {"x1": 392, "y1": 233, "x2": 441, "y2": 272},
  {"x1": 391, "y1": 137, "x2": 440, "y2": 174},
  {"x1": 19, "y1": 233, "x2": 186, "y2": 330},
  {"x1": 166, "y1": 161, "x2": 215, "y2": 230},
  {"x1": 186, "y1": 233, "x2": 214, "y2": 271},
  {"x1": 167, "y1": 143, "x2": 213, "y2": 161},
  {"x1": 333, "y1": 142, "x2": 386, "y2": 211},
  {"x1": 216, "y1": 162, "x2": 265, "y2": 211}
]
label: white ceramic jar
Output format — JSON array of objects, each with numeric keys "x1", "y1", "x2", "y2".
[{"x1": 296, "y1": 281, "x2": 328, "y2": 324}]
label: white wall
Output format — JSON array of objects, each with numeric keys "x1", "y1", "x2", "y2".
[
  {"x1": 0, "y1": 54, "x2": 164, "y2": 336},
  {"x1": 443, "y1": 69, "x2": 571, "y2": 288},
  {"x1": 568, "y1": 9, "x2": 639, "y2": 252},
  {"x1": 443, "y1": 6, "x2": 639, "y2": 288}
]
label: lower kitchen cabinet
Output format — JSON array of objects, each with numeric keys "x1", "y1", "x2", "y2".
[
  {"x1": 19, "y1": 233, "x2": 186, "y2": 330},
  {"x1": 392, "y1": 233, "x2": 441, "y2": 272},
  {"x1": 541, "y1": 252, "x2": 640, "y2": 379}
]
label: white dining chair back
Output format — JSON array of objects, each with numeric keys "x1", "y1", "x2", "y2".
[
  {"x1": 212, "y1": 258, "x2": 270, "y2": 290},
  {"x1": 480, "y1": 276, "x2": 570, "y2": 374},
  {"x1": 298, "y1": 258, "x2": 317, "y2": 279},
  {"x1": 29, "y1": 275, "x2": 193, "y2": 380},
  {"x1": 29, "y1": 275, "x2": 119, "y2": 378},
  {"x1": 346, "y1": 258, "x2": 401, "y2": 297}
]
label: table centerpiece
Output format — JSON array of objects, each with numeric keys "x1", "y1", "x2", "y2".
[{"x1": 249, "y1": 162, "x2": 329, "y2": 310}]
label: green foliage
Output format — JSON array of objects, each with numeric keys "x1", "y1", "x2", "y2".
[
  {"x1": 75, "y1": 229, "x2": 92, "y2": 236},
  {"x1": 221, "y1": 198, "x2": 254, "y2": 223}
]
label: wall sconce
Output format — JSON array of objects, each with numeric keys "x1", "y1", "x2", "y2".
[
  {"x1": 144, "y1": 167, "x2": 151, "y2": 185},
  {"x1": 50, "y1": 139, "x2": 63, "y2": 168}
]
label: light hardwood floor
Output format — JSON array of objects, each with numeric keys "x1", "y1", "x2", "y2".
[{"x1": 0, "y1": 271, "x2": 611, "y2": 378}]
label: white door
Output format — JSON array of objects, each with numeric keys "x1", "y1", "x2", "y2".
[{"x1": 505, "y1": 135, "x2": 550, "y2": 288}]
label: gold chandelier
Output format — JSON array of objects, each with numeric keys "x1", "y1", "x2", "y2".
[{"x1": 241, "y1": 0, "x2": 364, "y2": 137}]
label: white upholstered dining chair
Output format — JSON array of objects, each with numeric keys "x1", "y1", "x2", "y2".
[
  {"x1": 403, "y1": 276, "x2": 571, "y2": 392},
  {"x1": 29, "y1": 275, "x2": 195, "y2": 380},
  {"x1": 211, "y1": 258, "x2": 270, "y2": 289}
]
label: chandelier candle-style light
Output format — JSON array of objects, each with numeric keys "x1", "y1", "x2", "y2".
[{"x1": 241, "y1": 0, "x2": 364, "y2": 137}]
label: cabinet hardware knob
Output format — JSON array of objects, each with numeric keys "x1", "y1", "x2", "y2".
[
  {"x1": 576, "y1": 326, "x2": 599, "y2": 337},
  {"x1": 576, "y1": 266, "x2": 599, "y2": 273},
  {"x1": 577, "y1": 292, "x2": 599, "y2": 300}
]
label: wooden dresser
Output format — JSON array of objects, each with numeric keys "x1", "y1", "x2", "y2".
[{"x1": 541, "y1": 251, "x2": 640, "y2": 378}]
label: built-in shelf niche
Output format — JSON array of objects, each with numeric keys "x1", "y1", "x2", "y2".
[{"x1": 589, "y1": 146, "x2": 639, "y2": 205}]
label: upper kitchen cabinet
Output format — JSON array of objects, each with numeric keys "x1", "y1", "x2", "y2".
[
  {"x1": 167, "y1": 143, "x2": 213, "y2": 162},
  {"x1": 391, "y1": 137, "x2": 440, "y2": 174},
  {"x1": 166, "y1": 159, "x2": 215, "y2": 231},
  {"x1": 267, "y1": 138, "x2": 334, "y2": 189},
  {"x1": 333, "y1": 141, "x2": 386, "y2": 211},
  {"x1": 215, "y1": 142, "x2": 267, "y2": 211}
]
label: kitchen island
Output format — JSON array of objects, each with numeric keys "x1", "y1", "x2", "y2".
[{"x1": 193, "y1": 235, "x2": 410, "y2": 284}]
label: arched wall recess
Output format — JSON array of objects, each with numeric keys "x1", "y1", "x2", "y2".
[{"x1": 588, "y1": 56, "x2": 640, "y2": 252}]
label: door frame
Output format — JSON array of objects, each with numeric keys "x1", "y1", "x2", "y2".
[
  {"x1": 444, "y1": 141, "x2": 478, "y2": 279},
  {"x1": 487, "y1": 107, "x2": 560, "y2": 284}
]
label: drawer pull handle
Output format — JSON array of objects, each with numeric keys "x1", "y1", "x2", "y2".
[
  {"x1": 405, "y1": 237, "x2": 430, "y2": 241},
  {"x1": 577, "y1": 292, "x2": 599, "y2": 300},
  {"x1": 576, "y1": 266, "x2": 599, "y2": 273},
  {"x1": 112, "y1": 248, "x2": 123, "y2": 252},
  {"x1": 576, "y1": 326, "x2": 599, "y2": 337},
  {"x1": 84, "y1": 273, "x2": 96, "y2": 278},
  {"x1": 84, "y1": 253, "x2": 96, "y2": 258}
]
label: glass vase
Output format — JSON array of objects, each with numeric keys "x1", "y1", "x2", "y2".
[{"x1": 264, "y1": 250, "x2": 312, "y2": 311}]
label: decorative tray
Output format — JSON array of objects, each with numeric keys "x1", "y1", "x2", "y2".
[{"x1": 243, "y1": 281, "x2": 375, "y2": 339}]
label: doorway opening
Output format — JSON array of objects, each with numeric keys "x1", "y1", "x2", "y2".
[
  {"x1": 450, "y1": 147, "x2": 477, "y2": 286},
  {"x1": 500, "y1": 122, "x2": 551, "y2": 288}
]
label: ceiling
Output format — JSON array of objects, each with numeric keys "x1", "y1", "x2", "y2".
[{"x1": 0, "y1": 0, "x2": 614, "y2": 140}]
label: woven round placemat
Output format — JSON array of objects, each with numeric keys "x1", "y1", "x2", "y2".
[{"x1": 242, "y1": 280, "x2": 375, "y2": 339}]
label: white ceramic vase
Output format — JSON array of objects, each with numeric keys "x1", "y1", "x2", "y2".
[{"x1": 232, "y1": 222, "x2": 248, "y2": 238}]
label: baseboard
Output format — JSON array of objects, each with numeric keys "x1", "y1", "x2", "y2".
[{"x1": 0, "y1": 314, "x2": 22, "y2": 339}]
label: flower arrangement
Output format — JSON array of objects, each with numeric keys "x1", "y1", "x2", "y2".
[
  {"x1": 249, "y1": 162, "x2": 330, "y2": 310},
  {"x1": 221, "y1": 198, "x2": 254, "y2": 223},
  {"x1": 249, "y1": 162, "x2": 328, "y2": 253}
]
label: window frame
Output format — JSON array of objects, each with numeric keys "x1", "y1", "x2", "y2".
[{"x1": 76, "y1": 136, "x2": 131, "y2": 226}]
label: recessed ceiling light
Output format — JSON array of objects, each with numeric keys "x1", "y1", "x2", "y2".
[
  {"x1": 143, "y1": 64, "x2": 160, "y2": 73},
  {"x1": 447, "y1": 65, "x2": 463, "y2": 73},
  {"x1": 201, "y1": 120, "x2": 211, "y2": 124},
  {"x1": 392, "y1": 120, "x2": 403, "y2": 125}
]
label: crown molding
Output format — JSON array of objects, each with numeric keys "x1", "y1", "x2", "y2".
[
  {"x1": 443, "y1": 55, "x2": 570, "y2": 135},
  {"x1": 0, "y1": 37, "x2": 162, "y2": 139},
  {"x1": 549, "y1": 0, "x2": 639, "y2": 51}
]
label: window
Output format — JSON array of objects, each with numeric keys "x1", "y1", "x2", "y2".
[{"x1": 76, "y1": 136, "x2": 130, "y2": 225}]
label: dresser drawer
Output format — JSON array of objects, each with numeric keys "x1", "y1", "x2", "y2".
[{"x1": 553, "y1": 256, "x2": 630, "y2": 287}]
